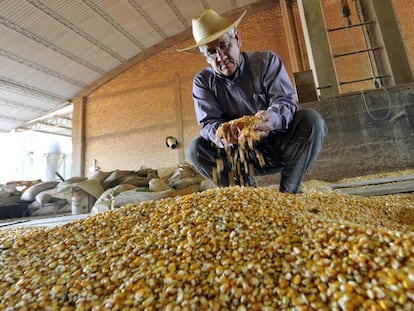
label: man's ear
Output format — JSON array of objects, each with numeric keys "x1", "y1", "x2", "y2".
[{"x1": 234, "y1": 29, "x2": 241, "y2": 48}]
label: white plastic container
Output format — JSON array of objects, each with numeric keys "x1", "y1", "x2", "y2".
[{"x1": 71, "y1": 187, "x2": 91, "y2": 214}]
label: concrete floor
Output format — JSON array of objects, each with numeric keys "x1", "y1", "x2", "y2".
[{"x1": 0, "y1": 213, "x2": 90, "y2": 229}]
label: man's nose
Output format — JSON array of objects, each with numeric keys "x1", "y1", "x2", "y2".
[{"x1": 215, "y1": 49, "x2": 227, "y2": 61}]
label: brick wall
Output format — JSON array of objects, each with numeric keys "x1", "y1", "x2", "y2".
[{"x1": 76, "y1": 1, "x2": 414, "y2": 178}]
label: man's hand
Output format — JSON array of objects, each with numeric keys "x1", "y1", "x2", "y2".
[
  {"x1": 217, "y1": 113, "x2": 272, "y2": 146},
  {"x1": 254, "y1": 110, "x2": 273, "y2": 140},
  {"x1": 216, "y1": 122, "x2": 238, "y2": 145}
]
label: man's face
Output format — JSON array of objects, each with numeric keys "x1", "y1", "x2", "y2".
[{"x1": 201, "y1": 30, "x2": 241, "y2": 76}]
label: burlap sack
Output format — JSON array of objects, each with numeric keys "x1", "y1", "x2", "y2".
[
  {"x1": 20, "y1": 181, "x2": 58, "y2": 202},
  {"x1": 111, "y1": 184, "x2": 201, "y2": 209}
]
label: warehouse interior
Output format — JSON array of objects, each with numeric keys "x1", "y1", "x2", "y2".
[
  {"x1": 0, "y1": 0, "x2": 414, "y2": 309},
  {"x1": 0, "y1": 0, "x2": 412, "y2": 179}
]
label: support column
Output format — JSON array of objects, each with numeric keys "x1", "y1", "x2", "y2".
[
  {"x1": 71, "y1": 97, "x2": 86, "y2": 177},
  {"x1": 359, "y1": 0, "x2": 413, "y2": 86},
  {"x1": 280, "y1": 0, "x2": 304, "y2": 73},
  {"x1": 175, "y1": 74, "x2": 185, "y2": 164},
  {"x1": 297, "y1": 0, "x2": 339, "y2": 97}
]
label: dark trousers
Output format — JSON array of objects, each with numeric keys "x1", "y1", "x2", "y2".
[{"x1": 187, "y1": 109, "x2": 327, "y2": 193}]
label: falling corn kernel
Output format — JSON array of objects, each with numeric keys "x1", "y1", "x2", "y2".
[{"x1": 215, "y1": 116, "x2": 265, "y2": 186}]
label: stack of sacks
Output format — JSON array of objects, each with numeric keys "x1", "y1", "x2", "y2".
[
  {"x1": 21, "y1": 181, "x2": 62, "y2": 216},
  {"x1": 19, "y1": 168, "x2": 159, "y2": 217},
  {"x1": 91, "y1": 163, "x2": 208, "y2": 214},
  {"x1": 12, "y1": 163, "x2": 209, "y2": 217},
  {"x1": 0, "y1": 184, "x2": 23, "y2": 207},
  {"x1": 88, "y1": 167, "x2": 159, "y2": 213},
  {"x1": 23, "y1": 177, "x2": 104, "y2": 216}
]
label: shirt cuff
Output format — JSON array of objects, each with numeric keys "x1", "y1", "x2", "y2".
[{"x1": 267, "y1": 109, "x2": 282, "y2": 130}]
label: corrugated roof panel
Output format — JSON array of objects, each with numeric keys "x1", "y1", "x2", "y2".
[
  {"x1": 0, "y1": 25, "x2": 38, "y2": 59},
  {"x1": 94, "y1": 0, "x2": 170, "y2": 49},
  {"x1": 1, "y1": 1, "x2": 120, "y2": 72},
  {"x1": 0, "y1": 56, "x2": 81, "y2": 98},
  {"x1": 0, "y1": 26, "x2": 102, "y2": 86},
  {"x1": 86, "y1": 0, "x2": 144, "y2": 59},
  {"x1": 0, "y1": 121, "x2": 20, "y2": 132},
  {"x1": 129, "y1": 17, "x2": 164, "y2": 49},
  {"x1": 173, "y1": 0, "x2": 206, "y2": 24},
  {"x1": 45, "y1": 0, "x2": 139, "y2": 60},
  {"x1": 77, "y1": 18, "x2": 140, "y2": 60},
  {"x1": 1, "y1": 1, "x2": 71, "y2": 44},
  {"x1": 0, "y1": 51, "x2": 88, "y2": 90},
  {"x1": 206, "y1": 0, "x2": 235, "y2": 15},
  {"x1": 44, "y1": 0, "x2": 99, "y2": 26},
  {"x1": 0, "y1": 55, "x2": 19, "y2": 73},
  {"x1": 99, "y1": 32, "x2": 141, "y2": 61},
  {"x1": 138, "y1": 0, "x2": 186, "y2": 37},
  {"x1": 53, "y1": 30, "x2": 121, "y2": 73},
  {"x1": 98, "y1": 0, "x2": 143, "y2": 32},
  {"x1": 83, "y1": 0, "x2": 163, "y2": 53},
  {"x1": 0, "y1": 105, "x2": 41, "y2": 120},
  {"x1": 0, "y1": 88, "x2": 59, "y2": 110},
  {"x1": 55, "y1": 35, "x2": 122, "y2": 73}
]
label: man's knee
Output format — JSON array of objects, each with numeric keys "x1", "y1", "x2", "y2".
[
  {"x1": 297, "y1": 109, "x2": 327, "y2": 137},
  {"x1": 186, "y1": 136, "x2": 202, "y2": 164},
  {"x1": 187, "y1": 136, "x2": 216, "y2": 164}
]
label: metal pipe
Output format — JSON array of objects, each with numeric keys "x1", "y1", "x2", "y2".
[
  {"x1": 327, "y1": 20, "x2": 375, "y2": 32},
  {"x1": 316, "y1": 84, "x2": 332, "y2": 90},
  {"x1": 333, "y1": 46, "x2": 381, "y2": 58},
  {"x1": 339, "y1": 74, "x2": 389, "y2": 85}
]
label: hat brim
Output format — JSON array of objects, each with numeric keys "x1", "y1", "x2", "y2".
[{"x1": 177, "y1": 10, "x2": 247, "y2": 52}]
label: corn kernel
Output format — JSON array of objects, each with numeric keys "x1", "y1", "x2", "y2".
[{"x1": 0, "y1": 184, "x2": 413, "y2": 309}]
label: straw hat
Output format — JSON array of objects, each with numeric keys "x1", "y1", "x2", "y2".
[{"x1": 177, "y1": 9, "x2": 247, "y2": 52}]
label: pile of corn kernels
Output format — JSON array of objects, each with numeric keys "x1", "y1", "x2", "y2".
[{"x1": 1, "y1": 184, "x2": 413, "y2": 310}]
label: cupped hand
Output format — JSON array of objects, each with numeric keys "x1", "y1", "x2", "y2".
[
  {"x1": 254, "y1": 110, "x2": 273, "y2": 139},
  {"x1": 216, "y1": 122, "x2": 238, "y2": 145}
]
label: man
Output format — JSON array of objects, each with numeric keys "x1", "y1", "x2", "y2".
[{"x1": 178, "y1": 9, "x2": 327, "y2": 193}]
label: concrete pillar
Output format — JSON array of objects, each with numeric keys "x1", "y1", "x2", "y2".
[
  {"x1": 358, "y1": 0, "x2": 413, "y2": 87},
  {"x1": 297, "y1": 0, "x2": 339, "y2": 98},
  {"x1": 71, "y1": 97, "x2": 86, "y2": 177},
  {"x1": 280, "y1": 0, "x2": 305, "y2": 73},
  {"x1": 175, "y1": 74, "x2": 185, "y2": 164}
]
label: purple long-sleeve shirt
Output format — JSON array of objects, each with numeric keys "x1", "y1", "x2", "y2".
[{"x1": 192, "y1": 51, "x2": 297, "y2": 146}]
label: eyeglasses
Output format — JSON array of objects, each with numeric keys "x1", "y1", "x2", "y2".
[{"x1": 204, "y1": 36, "x2": 234, "y2": 61}]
